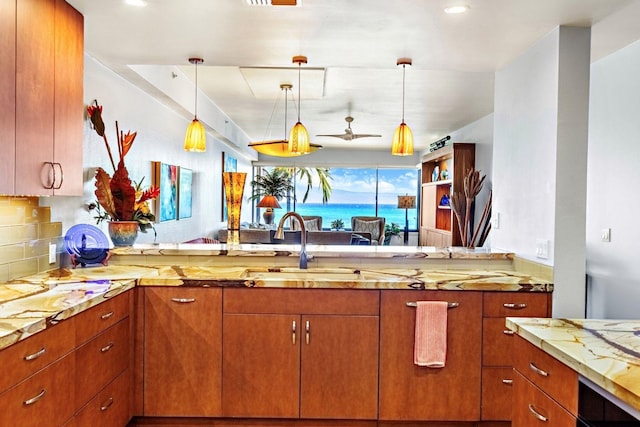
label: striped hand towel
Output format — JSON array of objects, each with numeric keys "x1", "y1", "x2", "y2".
[{"x1": 414, "y1": 301, "x2": 448, "y2": 368}]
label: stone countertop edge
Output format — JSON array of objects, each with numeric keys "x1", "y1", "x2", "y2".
[
  {"x1": 0, "y1": 280, "x2": 134, "y2": 352},
  {"x1": 506, "y1": 317, "x2": 640, "y2": 413}
]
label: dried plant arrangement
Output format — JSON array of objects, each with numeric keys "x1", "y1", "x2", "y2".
[{"x1": 451, "y1": 168, "x2": 492, "y2": 248}]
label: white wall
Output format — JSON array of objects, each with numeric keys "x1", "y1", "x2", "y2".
[
  {"x1": 44, "y1": 55, "x2": 253, "y2": 244},
  {"x1": 586, "y1": 39, "x2": 640, "y2": 319},
  {"x1": 493, "y1": 27, "x2": 590, "y2": 317}
]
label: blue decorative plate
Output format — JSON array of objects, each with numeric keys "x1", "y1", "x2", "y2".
[{"x1": 64, "y1": 224, "x2": 110, "y2": 266}]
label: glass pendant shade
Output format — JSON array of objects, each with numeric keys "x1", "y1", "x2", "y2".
[
  {"x1": 288, "y1": 121, "x2": 311, "y2": 155},
  {"x1": 184, "y1": 118, "x2": 206, "y2": 152},
  {"x1": 391, "y1": 122, "x2": 414, "y2": 156},
  {"x1": 249, "y1": 140, "x2": 321, "y2": 157}
]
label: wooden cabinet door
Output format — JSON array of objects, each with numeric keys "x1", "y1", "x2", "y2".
[
  {"x1": 0, "y1": 0, "x2": 16, "y2": 194},
  {"x1": 74, "y1": 369, "x2": 130, "y2": 427},
  {"x1": 15, "y1": 0, "x2": 55, "y2": 195},
  {"x1": 143, "y1": 287, "x2": 222, "y2": 417},
  {"x1": 512, "y1": 371, "x2": 576, "y2": 427},
  {"x1": 222, "y1": 313, "x2": 300, "y2": 418},
  {"x1": 481, "y1": 366, "x2": 514, "y2": 420},
  {"x1": 300, "y1": 314, "x2": 379, "y2": 420},
  {"x1": 379, "y1": 290, "x2": 482, "y2": 421},
  {"x1": 421, "y1": 184, "x2": 436, "y2": 229},
  {"x1": 53, "y1": 0, "x2": 83, "y2": 196}
]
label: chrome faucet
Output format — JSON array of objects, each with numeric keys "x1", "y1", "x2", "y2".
[{"x1": 274, "y1": 211, "x2": 309, "y2": 269}]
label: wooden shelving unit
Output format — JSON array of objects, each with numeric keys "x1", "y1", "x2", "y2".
[{"x1": 420, "y1": 143, "x2": 475, "y2": 247}]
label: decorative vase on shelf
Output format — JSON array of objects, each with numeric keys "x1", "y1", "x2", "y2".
[
  {"x1": 223, "y1": 172, "x2": 247, "y2": 247},
  {"x1": 108, "y1": 221, "x2": 139, "y2": 247}
]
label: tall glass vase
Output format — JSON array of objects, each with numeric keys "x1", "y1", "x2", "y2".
[{"x1": 223, "y1": 172, "x2": 246, "y2": 246}]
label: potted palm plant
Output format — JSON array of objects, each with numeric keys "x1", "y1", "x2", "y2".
[{"x1": 250, "y1": 168, "x2": 294, "y2": 225}]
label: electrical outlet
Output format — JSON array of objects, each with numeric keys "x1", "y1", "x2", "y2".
[
  {"x1": 491, "y1": 212, "x2": 500, "y2": 229},
  {"x1": 535, "y1": 239, "x2": 549, "y2": 259},
  {"x1": 49, "y1": 243, "x2": 56, "y2": 264},
  {"x1": 601, "y1": 228, "x2": 611, "y2": 242}
]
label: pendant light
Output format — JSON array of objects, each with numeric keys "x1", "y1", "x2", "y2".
[
  {"x1": 391, "y1": 58, "x2": 414, "y2": 156},
  {"x1": 288, "y1": 55, "x2": 311, "y2": 155},
  {"x1": 249, "y1": 84, "x2": 321, "y2": 157},
  {"x1": 184, "y1": 57, "x2": 206, "y2": 152}
]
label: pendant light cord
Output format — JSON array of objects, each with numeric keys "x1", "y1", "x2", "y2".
[
  {"x1": 194, "y1": 60, "x2": 199, "y2": 119},
  {"x1": 401, "y1": 64, "x2": 406, "y2": 123},
  {"x1": 296, "y1": 63, "x2": 302, "y2": 122}
]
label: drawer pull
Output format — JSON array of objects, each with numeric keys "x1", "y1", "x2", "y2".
[
  {"x1": 529, "y1": 362, "x2": 549, "y2": 377},
  {"x1": 100, "y1": 397, "x2": 114, "y2": 411},
  {"x1": 502, "y1": 379, "x2": 513, "y2": 385},
  {"x1": 23, "y1": 389, "x2": 46, "y2": 406},
  {"x1": 503, "y1": 303, "x2": 528, "y2": 309},
  {"x1": 503, "y1": 330, "x2": 515, "y2": 335},
  {"x1": 101, "y1": 342, "x2": 115, "y2": 353},
  {"x1": 292, "y1": 321, "x2": 297, "y2": 345},
  {"x1": 24, "y1": 347, "x2": 46, "y2": 361},
  {"x1": 171, "y1": 297, "x2": 196, "y2": 303},
  {"x1": 528, "y1": 403, "x2": 548, "y2": 422},
  {"x1": 100, "y1": 311, "x2": 114, "y2": 320},
  {"x1": 305, "y1": 320, "x2": 310, "y2": 345}
]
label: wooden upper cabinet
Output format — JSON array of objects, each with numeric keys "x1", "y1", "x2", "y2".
[
  {"x1": 15, "y1": 0, "x2": 55, "y2": 195},
  {"x1": 4, "y1": 0, "x2": 83, "y2": 196},
  {"x1": 53, "y1": 0, "x2": 84, "y2": 196},
  {"x1": 143, "y1": 287, "x2": 223, "y2": 417},
  {"x1": 379, "y1": 290, "x2": 483, "y2": 421},
  {"x1": 0, "y1": 0, "x2": 16, "y2": 194}
]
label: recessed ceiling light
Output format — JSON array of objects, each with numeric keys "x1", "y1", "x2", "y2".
[
  {"x1": 124, "y1": 0, "x2": 147, "y2": 7},
  {"x1": 444, "y1": 5, "x2": 469, "y2": 14}
]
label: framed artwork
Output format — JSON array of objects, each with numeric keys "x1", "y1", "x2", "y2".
[
  {"x1": 178, "y1": 167, "x2": 193, "y2": 220},
  {"x1": 152, "y1": 161, "x2": 178, "y2": 222},
  {"x1": 221, "y1": 152, "x2": 237, "y2": 221}
]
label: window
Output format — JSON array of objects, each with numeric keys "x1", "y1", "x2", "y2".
[{"x1": 253, "y1": 167, "x2": 419, "y2": 231}]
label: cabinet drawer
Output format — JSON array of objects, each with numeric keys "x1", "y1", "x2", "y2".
[
  {"x1": 75, "y1": 291, "x2": 130, "y2": 346},
  {"x1": 0, "y1": 317, "x2": 75, "y2": 394},
  {"x1": 481, "y1": 367, "x2": 514, "y2": 421},
  {"x1": 483, "y1": 292, "x2": 550, "y2": 318},
  {"x1": 75, "y1": 369, "x2": 130, "y2": 427},
  {"x1": 75, "y1": 318, "x2": 129, "y2": 408},
  {"x1": 224, "y1": 288, "x2": 379, "y2": 315},
  {"x1": 0, "y1": 352, "x2": 75, "y2": 427},
  {"x1": 513, "y1": 335, "x2": 578, "y2": 415},
  {"x1": 483, "y1": 317, "x2": 516, "y2": 366},
  {"x1": 513, "y1": 370, "x2": 576, "y2": 427}
]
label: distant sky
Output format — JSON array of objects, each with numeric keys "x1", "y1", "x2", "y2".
[{"x1": 295, "y1": 167, "x2": 419, "y2": 204}]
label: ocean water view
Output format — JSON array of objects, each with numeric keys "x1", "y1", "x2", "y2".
[{"x1": 271, "y1": 203, "x2": 418, "y2": 230}]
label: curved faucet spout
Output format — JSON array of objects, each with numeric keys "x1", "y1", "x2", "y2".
[{"x1": 274, "y1": 211, "x2": 309, "y2": 269}]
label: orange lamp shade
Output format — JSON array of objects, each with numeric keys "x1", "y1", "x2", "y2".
[
  {"x1": 184, "y1": 118, "x2": 206, "y2": 152},
  {"x1": 288, "y1": 122, "x2": 311, "y2": 155},
  {"x1": 257, "y1": 195, "x2": 282, "y2": 209},
  {"x1": 391, "y1": 122, "x2": 414, "y2": 156}
]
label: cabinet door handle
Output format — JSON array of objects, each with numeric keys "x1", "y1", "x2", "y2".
[
  {"x1": 100, "y1": 397, "x2": 114, "y2": 411},
  {"x1": 529, "y1": 362, "x2": 549, "y2": 377},
  {"x1": 100, "y1": 311, "x2": 114, "y2": 320},
  {"x1": 101, "y1": 342, "x2": 114, "y2": 353},
  {"x1": 24, "y1": 347, "x2": 46, "y2": 361},
  {"x1": 44, "y1": 162, "x2": 55, "y2": 189},
  {"x1": 305, "y1": 320, "x2": 310, "y2": 345},
  {"x1": 503, "y1": 330, "x2": 515, "y2": 335},
  {"x1": 171, "y1": 298, "x2": 196, "y2": 303},
  {"x1": 528, "y1": 403, "x2": 548, "y2": 422},
  {"x1": 503, "y1": 303, "x2": 528, "y2": 309},
  {"x1": 54, "y1": 163, "x2": 64, "y2": 190},
  {"x1": 23, "y1": 389, "x2": 46, "y2": 406},
  {"x1": 292, "y1": 321, "x2": 297, "y2": 345},
  {"x1": 502, "y1": 379, "x2": 513, "y2": 385}
]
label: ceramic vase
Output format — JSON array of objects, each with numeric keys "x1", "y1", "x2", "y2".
[
  {"x1": 108, "y1": 221, "x2": 139, "y2": 247},
  {"x1": 223, "y1": 172, "x2": 247, "y2": 246}
]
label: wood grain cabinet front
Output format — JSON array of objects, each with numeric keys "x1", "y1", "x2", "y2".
[
  {"x1": 143, "y1": 287, "x2": 223, "y2": 417},
  {"x1": 378, "y1": 290, "x2": 482, "y2": 421},
  {"x1": 222, "y1": 288, "x2": 379, "y2": 420},
  {"x1": 74, "y1": 369, "x2": 131, "y2": 427},
  {"x1": 0, "y1": 351, "x2": 75, "y2": 427},
  {"x1": 513, "y1": 370, "x2": 576, "y2": 427}
]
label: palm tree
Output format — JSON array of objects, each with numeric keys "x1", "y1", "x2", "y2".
[{"x1": 251, "y1": 167, "x2": 333, "y2": 205}]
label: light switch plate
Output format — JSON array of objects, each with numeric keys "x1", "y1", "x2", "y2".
[
  {"x1": 491, "y1": 212, "x2": 500, "y2": 229},
  {"x1": 535, "y1": 239, "x2": 549, "y2": 259},
  {"x1": 601, "y1": 228, "x2": 611, "y2": 242},
  {"x1": 49, "y1": 243, "x2": 56, "y2": 264}
]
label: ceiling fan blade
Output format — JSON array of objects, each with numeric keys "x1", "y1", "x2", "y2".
[
  {"x1": 316, "y1": 134, "x2": 352, "y2": 140},
  {"x1": 351, "y1": 134, "x2": 382, "y2": 139}
]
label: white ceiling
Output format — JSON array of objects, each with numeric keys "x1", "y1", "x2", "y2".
[{"x1": 67, "y1": 0, "x2": 640, "y2": 152}]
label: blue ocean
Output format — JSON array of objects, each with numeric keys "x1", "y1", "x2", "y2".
[{"x1": 271, "y1": 203, "x2": 418, "y2": 230}]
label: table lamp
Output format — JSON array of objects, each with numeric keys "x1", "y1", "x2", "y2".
[{"x1": 397, "y1": 195, "x2": 416, "y2": 245}]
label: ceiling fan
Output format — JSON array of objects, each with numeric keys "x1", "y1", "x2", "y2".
[{"x1": 316, "y1": 116, "x2": 381, "y2": 141}]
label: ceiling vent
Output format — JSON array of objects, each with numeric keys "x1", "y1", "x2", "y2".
[{"x1": 245, "y1": 0, "x2": 299, "y2": 6}]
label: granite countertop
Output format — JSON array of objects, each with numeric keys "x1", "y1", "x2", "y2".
[
  {"x1": 506, "y1": 317, "x2": 640, "y2": 413},
  {"x1": 0, "y1": 263, "x2": 551, "y2": 353}
]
